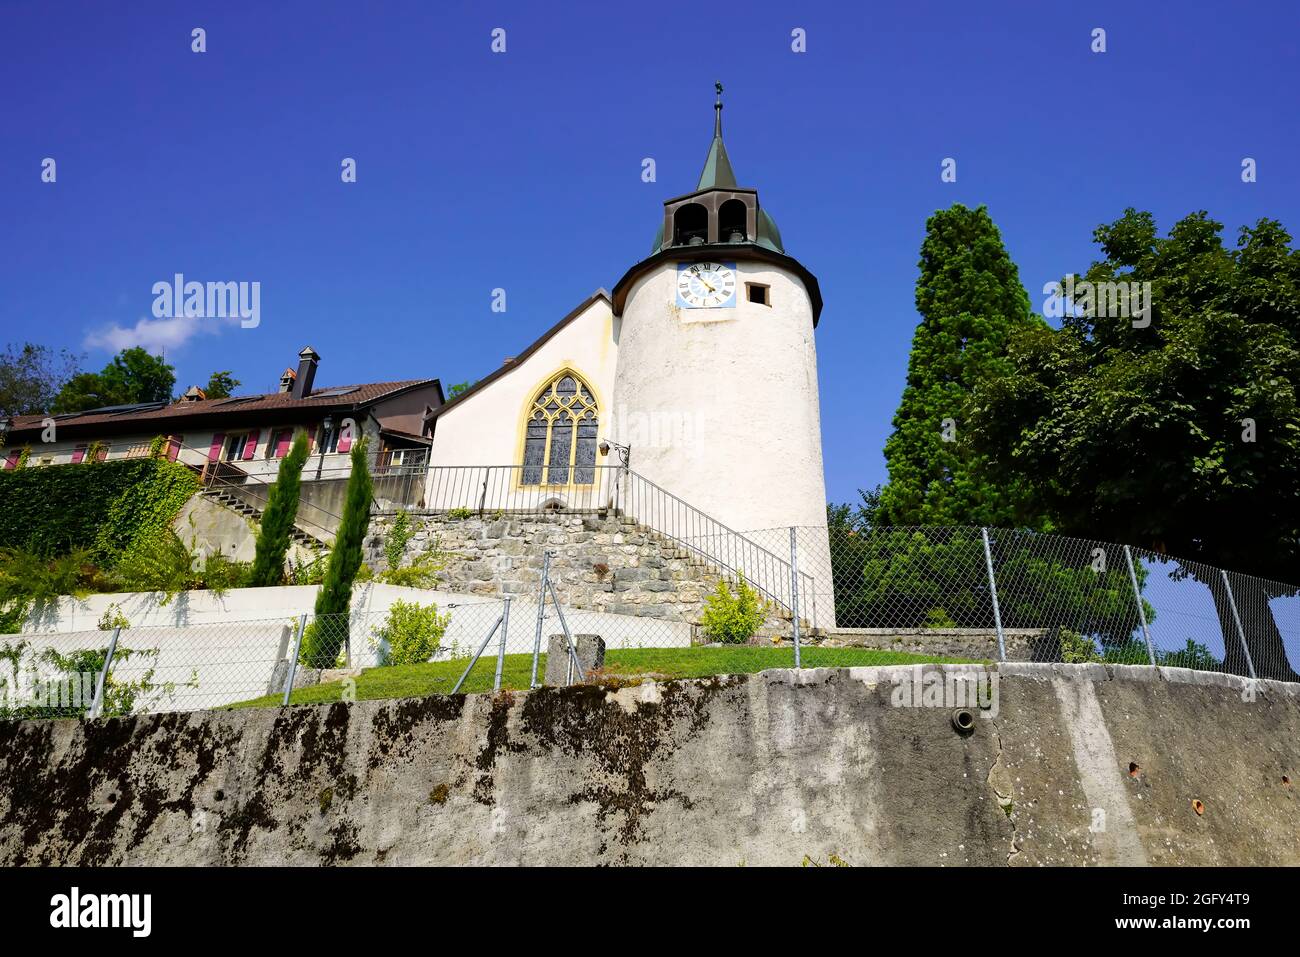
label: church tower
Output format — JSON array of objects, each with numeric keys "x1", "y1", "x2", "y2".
[{"x1": 610, "y1": 84, "x2": 831, "y2": 586}]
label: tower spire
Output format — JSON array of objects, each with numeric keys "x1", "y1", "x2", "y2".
[{"x1": 697, "y1": 80, "x2": 737, "y2": 191}]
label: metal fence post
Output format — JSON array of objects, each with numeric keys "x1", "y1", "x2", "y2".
[
  {"x1": 493, "y1": 597, "x2": 512, "y2": 691},
  {"x1": 530, "y1": 550, "x2": 551, "y2": 689},
  {"x1": 1220, "y1": 569, "x2": 1257, "y2": 680},
  {"x1": 88, "y1": 626, "x2": 121, "y2": 720},
  {"x1": 1123, "y1": 545, "x2": 1157, "y2": 665},
  {"x1": 283, "y1": 613, "x2": 307, "y2": 706},
  {"x1": 789, "y1": 527, "x2": 802, "y2": 669},
  {"x1": 980, "y1": 528, "x2": 1007, "y2": 662}
]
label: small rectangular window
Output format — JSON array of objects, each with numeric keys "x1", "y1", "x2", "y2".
[{"x1": 746, "y1": 282, "x2": 770, "y2": 306}]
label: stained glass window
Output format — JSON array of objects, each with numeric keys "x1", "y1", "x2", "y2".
[{"x1": 521, "y1": 372, "x2": 599, "y2": 485}]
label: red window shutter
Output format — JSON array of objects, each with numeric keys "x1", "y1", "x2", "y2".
[
  {"x1": 208, "y1": 434, "x2": 225, "y2": 462},
  {"x1": 243, "y1": 430, "x2": 259, "y2": 460},
  {"x1": 71, "y1": 445, "x2": 87, "y2": 464},
  {"x1": 95, "y1": 444, "x2": 109, "y2": 462},
  {"x1": 167, "y1": 436, "x2": 182, "y2": 462},
  {"x1": 275, "y1": 430, "x2": 292, "y2": 458},
  {"x1": 336, "y1": 426, "x2": 352, "y2": 453},
  {"x1": 3, "y1": 450, "x2": 19, "y2": 470}
]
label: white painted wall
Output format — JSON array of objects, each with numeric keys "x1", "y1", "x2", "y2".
[
  {"x1": 613, "y1": 261, "x2": 830, "y2": 521},
  {"x1": 611, "y1": 260, "x2": 835, "y2": 623},
  {"x1": 426, "y1": 295, "x2": 619, "y2": 507}
]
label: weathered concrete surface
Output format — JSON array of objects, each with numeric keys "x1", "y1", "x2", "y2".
[{"x1": 0, "y1": 664, "x2": 1296, "y2": 866}]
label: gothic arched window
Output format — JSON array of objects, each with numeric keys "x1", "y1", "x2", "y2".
[{"x1": 522, "y1": 373, "x2": 599, "y2": 485}]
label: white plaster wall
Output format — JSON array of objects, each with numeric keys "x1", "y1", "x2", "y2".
[
  {"x1": 612, "y1": 260, "x2": 835, "y2": 624},
  {"x1": 426, "y1": 295, "x2": 619, "y2": 506},
  {"x1": 613, "y1": 261, "x2": 828, "y2": 532}
]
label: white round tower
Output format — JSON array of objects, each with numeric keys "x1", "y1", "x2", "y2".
[{"x1": 609, "y1": 84, "x2": 832, "y2": 623}]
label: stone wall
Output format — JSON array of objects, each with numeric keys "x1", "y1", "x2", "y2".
[
  {"x1": 818, "y1": 627, "x2": 1046, "y2": 662},
  {"x1": 366, "y1": 511, "x2": 777, "y2": 633},
  {"x1": 4, "y1": 664, "x2": 1297, "y2": 865}
]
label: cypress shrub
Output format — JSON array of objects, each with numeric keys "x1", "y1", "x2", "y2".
[
  {"x1": 301, "y1": 437, "x2": 373, "y2": 667},
  {"x1": 249, "y1": 432, "x2": 310, "y2": 586}
]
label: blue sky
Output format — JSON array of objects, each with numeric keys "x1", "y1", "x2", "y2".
[{"x1": 2, "y1": 0, "x2": 1297, "y2": 504}]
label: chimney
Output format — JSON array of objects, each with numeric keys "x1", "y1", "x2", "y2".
[
  {"x1": 181, "y1": 385, "x2": 206, "y2": 402},
  {"x1": 278, "y1": 368, "x2": 297, "y2": 394},
  {"x1": 293, "y1": 347, "x2": 319, "y2": 399}
]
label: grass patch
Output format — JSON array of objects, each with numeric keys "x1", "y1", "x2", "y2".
[{"x1": 228, "y1": 645, "x2": 979, "y2": 710}]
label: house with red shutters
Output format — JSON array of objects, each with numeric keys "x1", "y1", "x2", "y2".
[{"x1": 0, "y1": 346, "x2": 443, "y2": 486}]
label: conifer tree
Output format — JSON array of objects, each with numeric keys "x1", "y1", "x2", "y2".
[
  {"x1": 302, "y1": 437, "x2": 373, "y2": 667},
  {"x1": 249, "y1": 432, "x2": 309, "y2": 586},
  {"x1": 878, "y1": 204, "x2": 1041, "y2": 526}
]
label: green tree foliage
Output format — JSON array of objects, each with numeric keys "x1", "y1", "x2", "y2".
[
  {"x1": 51, "y1": 347, "x2": 175, "y2": 413},
  {"x1": 878, "y1": 205, "x2": 1043, "y2": 527},
  {"x1": 0, "y1": 342, "x2": 82, "y2": 417},
  {"x1": 971, "y1": 209, "x2": 1300, "y2": 679},
  {"x1": 824, "y1": 515, "x2": 1153, "y2": 653},
  {"x1": 250, "y1": 432, "x2": 310, "y2": 586},
  {"x1": 203, "y1": 371, "x2": 240, "y2": 399},
  {"x1": 302, "y1": 438, "x2": 373, "y2": 667}
]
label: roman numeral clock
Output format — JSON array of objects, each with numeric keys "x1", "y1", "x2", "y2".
[{"x1": 676, "y1": 261, "x2": 737, "y2": 309}]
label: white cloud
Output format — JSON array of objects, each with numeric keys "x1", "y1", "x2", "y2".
[{"x1": 83, "y1": 315, "x2": 238, "y2": 355}]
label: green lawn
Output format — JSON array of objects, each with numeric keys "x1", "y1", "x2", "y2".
[{"x1": 229, "y1": 645, "x2": 979, "y2": 710}]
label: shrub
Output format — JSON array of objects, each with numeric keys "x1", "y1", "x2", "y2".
[
  {"x1": 97, "y1": 603, "x2": 130, "y2": 631},
  {"x1": 700, "y1": 576, "x2": 769, "y2": 644},
  {"x1": 303, "y1": 438, "x2": 373, "y2": 667},
  {"x1": 448, "y1": 507, "x2": 474, "y2": 520},
  {"x1": 922, "y1": 607, "x2": 956, "y2": 629},
  {"x1": 250, "y1": 432, "x2": 310, "y2": 586},
  {"x1": 0, "y1": 547, "x2": 96, "y2": 633},
  {"x1": 287, "y1": 552, "x2": 327, "y2": 585},
  {"x1": 384, "y1": 509, "x2": 413, "y2": 570},
  {"x1": 379, "y1": 549, "x2": 444, "y2": 588},
  {"x1": 1058, "y1": 628, "x2": 1103, "y2": 663},
  {"x1": 1160, "y1": 638, "x2": 1220, "y2": 671},
  {"x1": 370, "y1": 600, "x2": 449, "y2": 666}
]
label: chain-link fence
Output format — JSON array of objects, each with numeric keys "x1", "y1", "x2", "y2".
[
  {"x1": 1, "y1": 580, "x2": 696, "y2": 720},
  {"x1": 741, "y1": 524, "x2": 1300, "y2": 683},
  {"x1": 5, "y1": 524, "x2": 1296, "y2": 724}
]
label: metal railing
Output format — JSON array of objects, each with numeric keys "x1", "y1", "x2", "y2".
[{"x1": 421, "y1": 464, "x2": 814, "y2": 620}]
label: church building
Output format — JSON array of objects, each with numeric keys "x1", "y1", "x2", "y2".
[{"x1": 425, "y1": 86, "x2": 832, "y2": 615}]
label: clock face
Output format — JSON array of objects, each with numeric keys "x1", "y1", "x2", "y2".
[{"x1": 676, "y1": 261, "x2": 737, "y2": 309}]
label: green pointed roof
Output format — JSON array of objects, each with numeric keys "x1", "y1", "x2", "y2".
[
  {"x1": 697, "y1": 86, "x2": 737, "y2": 190},
  {"x1": 650, "y1": 83, "x2": 786, "y2": 255}
]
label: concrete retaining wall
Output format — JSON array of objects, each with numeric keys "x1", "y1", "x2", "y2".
[{"x1": 2, "y1": 663, "x2": 1296, "y2": 865}]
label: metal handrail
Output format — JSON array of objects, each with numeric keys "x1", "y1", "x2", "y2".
[{"x1": 418, "y1": 464, "x2": 817, "y2": 623}]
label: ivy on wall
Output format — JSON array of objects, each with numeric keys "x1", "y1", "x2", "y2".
[{"x1": 0, "y1": 458, "x2": 199, "y2": 564}]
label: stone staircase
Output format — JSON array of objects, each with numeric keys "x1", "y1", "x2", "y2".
[
  {"x1": 199, "y1": 487, "x2": 327, "y2": 549},
  {"x1": 368, "y1": 510, "x2": 814, "y2": 636}
]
